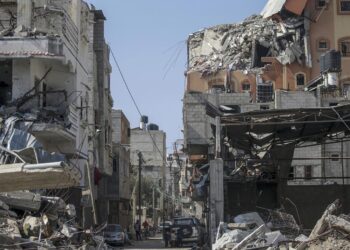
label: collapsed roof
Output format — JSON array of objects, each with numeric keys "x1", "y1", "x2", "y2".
[{"x1": 187, "y1": 12, "x2": 306, "y2": 76}]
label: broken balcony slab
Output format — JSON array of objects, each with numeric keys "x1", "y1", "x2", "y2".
[
  {"x1": 30, "y1": 123, "x2": 76, "y2": 144},
  {"x1": 0, "y1": 162, "x2": 80, "y2": 192},
  {"x1": 0, "y1": 36, "x2": 64, "y2": 58}
]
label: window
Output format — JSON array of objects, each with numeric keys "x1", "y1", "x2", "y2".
[
  {"x1": 316, "y1": 0, "x2": 327, "y2": 9},
  {"x1": 331, "y1": 153, "x2": 340, "y2": 161},
  {"x1": 296, "y1": 73, "x2": 306, "y2": 86},
  {"x1": 288, "y1": 166, "x2": 295, "y2": 180},
  {"x1": 242, "y1": 82, "x2": 251, "y2": 91},
  {"x1": 304, "y1": 165, "x2": 312, "y2": 180},
  {"x1": 318, "y1": 39, "x2": 329, "y2": 50},
  {"x1": 260, "y1": 105, "x2": 270, "y2": 110},
  {"x1": 339, "y1": 0, "x2": 350, "y2": 13},
  {"x1": 113, "y1": 158, "x2": 117, "y2": 172},
  {"x1": 339, "y1": 38, "x2": 350, "y2": 56}
]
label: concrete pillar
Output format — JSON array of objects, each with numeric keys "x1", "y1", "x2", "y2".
[
  {"x1": 209, "y1": 158, "x2": 224, "y2": 245},
  {"x1": 17, "y1": 0, "x2": 32, "y2": 29}
]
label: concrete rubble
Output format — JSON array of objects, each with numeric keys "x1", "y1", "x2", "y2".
[
  {"x1": 188, "y1": 14, "x2": 305, "y2": 76},
  {"x1": 0, "y1": 191, "x2": 108, "y2": 249},
  {"x1": 213, "y1": 200, "x2": 350, "y2": 250}
]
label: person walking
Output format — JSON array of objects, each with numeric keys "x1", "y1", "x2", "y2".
[{"x1": 134, "y1": 220, "x2": 142, "y2": 240}]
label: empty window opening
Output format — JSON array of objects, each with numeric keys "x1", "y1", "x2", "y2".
[
  {"x1": 304, "y1": 165, "x2": 312, "y2": 180},
  {"x1": 340, "y1": 0, "x2": 350, "y2": 12},
  {"x1": 0, "y1": 60, "x2": 13, "y2": 106},
  {"x1": 260, "y1": 105, "x2": 270, "y2": 110},
  {"x1": 296, "y1": 73, "x2": 306, "y2": 86},
  {"x1": 340, "y1": 39, "x2": 350, "y2": 56},
  {"x1": 288, "y1": 166, "x2": 295, "y2": 180},
  {"x1": 316, "y1": 0, "x2": 327, "y2": 8},
  {"x1": 318, "y1": 39, "x2": 329, "y2": 50},
  {"x1": 242, "y1": 83, "x2": 251, "y2": 91},
  {"x1": 331, "y1": 153, "x2": 340, "y2": 161}
]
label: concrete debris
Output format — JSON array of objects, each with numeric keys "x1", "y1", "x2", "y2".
[
  {"x1": 296, "y1": 200, "x2": 350, "y2": 250},
  {"x1": 0, "y1": 191, "x2": 108, "y2": 249},
  {"x1": 188, "y1": 14, "x2": 306, "y2": 76},
  {"x1": 214, "y1": 210, "x2": 298, "y2": 250}
]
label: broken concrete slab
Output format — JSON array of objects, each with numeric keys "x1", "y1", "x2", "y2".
[
  {"x1": 0, "y1": 191, "x2": 41, "y2": 212},
  {"x1": 0, "y1": 162, "x2": 80, "y2": 192}
]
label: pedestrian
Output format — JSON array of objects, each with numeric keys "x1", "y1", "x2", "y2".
[
  {"x1": 134, "y1": 220, "x2": 142, "y2": 240},
  {"x1": 142, "y1": 219, "x2": 149, "y2": 238},
  {"x1": 163, "y1": 227, "x2": 171, "y2": 247}
]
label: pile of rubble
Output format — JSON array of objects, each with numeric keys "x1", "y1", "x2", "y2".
[
  {"x1": 188, "y1": 14, "x2": 305, "y2": 76},
  {"x1": 0, "y1": 191, "x2": 107, "y2": 249},
  {"x1": 213, "y1": 200, "x2": 350, "y2": 250}
]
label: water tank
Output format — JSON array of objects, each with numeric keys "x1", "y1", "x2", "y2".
[
  {"x1": 320, "y1": 50, "x2": 341, "y2": 73},
  {"x1": 140, "y1": 115, "x2": 149, "y2": 124},
  {"x1": 147, "y1": 123, "x2": 159, "y2": 131}
]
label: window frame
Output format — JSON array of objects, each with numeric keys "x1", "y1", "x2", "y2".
[
  {"x1": 316, "y1": 0, "x2": 328, "y2": 9},
  {"x1": 304, "y1": 165, "x2": 312, "y2": 180},
  {"x1": 317, "y1": 38, "x2": 329, "y2": 51},
  {"x1": 241, "y1": 82, "x2": 251, "y2": 91},
  {"x1": 295, "y1": 72, "x2": 306, "y2": 87},
  {"x1": 339, "y1": 37, "x2": 350, "y2": 57},
  {"x1": 338, "y1": 0, "x2": 350, "y2": 14}
]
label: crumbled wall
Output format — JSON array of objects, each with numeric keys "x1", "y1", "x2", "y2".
[{"x1": 188, "y1": 14, "x2": 305, "y2": 76}]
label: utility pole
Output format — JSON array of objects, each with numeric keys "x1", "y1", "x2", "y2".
[
  {"x1": 138, "y1": 152, "x2": 142, "y2": 224},
  {"x1": 152, "y1": 187, "x2": 155, "y2": 224}
]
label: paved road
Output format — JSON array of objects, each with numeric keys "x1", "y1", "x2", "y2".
[{"x1": 110, "y1": 235, "x2": 191, "y2": 250}]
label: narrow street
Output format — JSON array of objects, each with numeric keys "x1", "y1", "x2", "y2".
[{"x1": 111, "y1": 235, "x2": 191, "y2": 250}]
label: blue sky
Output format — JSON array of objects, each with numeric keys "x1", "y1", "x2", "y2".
[{"x1": 87, "y1": 0, "x2": 267, "y2": 150}]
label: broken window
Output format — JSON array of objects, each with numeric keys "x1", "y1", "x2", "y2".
[
  {"x1": 304, "y1": 165, "x2": 312, "y2": 180},
  {"x1": 296, "y1": 73, "x2": 306, "y2": 86},
  {"x1": 0, "y1": 60, "x2": 13, "y2": 106},
  {"x1": 339, "y1": 0, "x2": 350, "y2": 12},
  {"x1": 339, "y1": 38, "x2": 350, "y2": 56},
  {"x1": 318, "y1": 39, "x2": 329, "y2": 50}
]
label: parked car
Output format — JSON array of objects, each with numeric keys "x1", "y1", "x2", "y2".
[
  {"x1": 103, "y1": 224, "x2": 125, "y2": 246},
  {"x1": 170, "y1": 217, "x2": 204, "y2": 247},
  {"x1": 158, "y1": 221, "x2": 172, "y2": 232}
]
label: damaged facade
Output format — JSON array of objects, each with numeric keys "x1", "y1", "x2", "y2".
[
  {"x1": 183, "y1": 0, "x2": 350, "y2": 248},
  {"x1": 0, "y1": 0, "x2": 118, "y2": 239}
]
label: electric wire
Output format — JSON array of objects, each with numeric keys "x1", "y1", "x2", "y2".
[{"x1": 109, "y1": 46, "x2": 182, "y2": 204}]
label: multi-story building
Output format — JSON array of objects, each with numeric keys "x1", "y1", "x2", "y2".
[
  {"x1": 0, "y1": 0, "x2": 114, "y2": 228},
  {"x1": 130, "y1": 121, "x2": 166, "y2": 223},
  {"x1": 183, "y1": 0, "x2": 350, "y2": 232}
]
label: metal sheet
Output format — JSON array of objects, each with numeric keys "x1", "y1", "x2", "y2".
[{"x1": 261, "y1": 0, "x2": 286, "y2": 18}]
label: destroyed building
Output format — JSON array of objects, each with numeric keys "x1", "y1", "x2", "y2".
[
  {"x1": 182, "y1": 0, "x2": 350, "y2": 246},
  {"x1": 0, "y1": 0, "x2": 116, "y2": 232}
]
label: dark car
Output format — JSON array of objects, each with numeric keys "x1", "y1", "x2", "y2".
[
  {"x1": 103, "y1": 224, "x2": 125, "y2": 246},
  {"x1": 170, "y1": 217, "x2": 204, "y2": 247}
]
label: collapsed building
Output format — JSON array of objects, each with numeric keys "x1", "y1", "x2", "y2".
[
  {"x1": 182, "y1": 0, "x2": 350, "y2": 247},
  {"x1": 0, "y1": 0, "x2": 121, "y2": 239}
]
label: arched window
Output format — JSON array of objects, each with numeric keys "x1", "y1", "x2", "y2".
[{"x1": 295, "y1": 73, "x2": 306, "y2": 86}]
